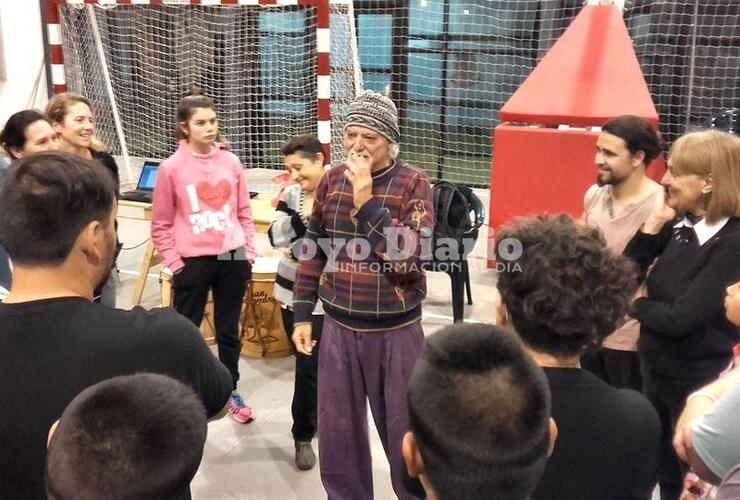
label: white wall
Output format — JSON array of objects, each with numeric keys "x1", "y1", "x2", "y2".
[{"x1": 0, "y1": 0, "x2": 48, "y2": 126}]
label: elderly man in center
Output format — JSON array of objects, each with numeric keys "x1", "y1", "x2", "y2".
[{"x1": 292, "y1": 90, "x2": 434, "y2": 500}]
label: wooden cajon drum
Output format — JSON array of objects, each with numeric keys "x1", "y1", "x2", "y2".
[{"x1": 240, "y1": 258, "x2": 291, "y2": 359}]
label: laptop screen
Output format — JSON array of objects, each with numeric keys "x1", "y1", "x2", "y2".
[{"x1": 137, "y1": 162, "x2": 160, "y2": 191}]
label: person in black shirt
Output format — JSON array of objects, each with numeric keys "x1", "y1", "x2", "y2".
[
  {"x1": 47, "y1": 93, "x2": 121, "y2": 307},
  {"x1": 0, "y1": 153, "x2": 232, "y2": 500},
  {"x1": 496, "y1": 214, "x2": 660, "y2": 500},
  {"x1": 624, "y1": 130, "x2": 740, "y2": 500}
]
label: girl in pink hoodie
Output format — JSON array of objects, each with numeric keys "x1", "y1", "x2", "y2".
[{"x1": 151, "y1": 92, "x2": 256, "y2": 423}]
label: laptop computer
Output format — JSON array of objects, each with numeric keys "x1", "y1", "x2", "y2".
[{"x1": 120, "y1": 161, "x2": 159, "y2": 203}]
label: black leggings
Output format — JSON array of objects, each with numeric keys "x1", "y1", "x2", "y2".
[
  {"x1": 281, "y1": 308, "x2": 324, "y2": 442},
  {"x1": 174, "y1": 254, "x2": 251, "y2": 389}
]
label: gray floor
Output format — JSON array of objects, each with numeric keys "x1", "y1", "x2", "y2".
[{"x1": 114, "y1": 169, "x2": 499, "y2": 500}]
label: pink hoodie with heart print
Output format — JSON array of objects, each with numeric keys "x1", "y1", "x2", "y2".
[{"x1": 151, "y1": 140, "x2": 256, "y2": 273}]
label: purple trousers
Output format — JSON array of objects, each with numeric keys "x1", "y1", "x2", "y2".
[{"x1": 317, "y1": 316, "x2": 424, "y2": 500}]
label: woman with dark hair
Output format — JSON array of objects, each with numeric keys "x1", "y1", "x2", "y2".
[
  {"x1": 496, "y1": 214, "x2": 660, "y2": 500},
  {"x1": 0, "y1": 110, "x2": 60, "y2": 293},
  {"x1": 46, "y1": 93, "x2": 121, "y2": 307},
  {"x1": 0, "y1": 110, "x2": 58, "y2": 161},
  {"x1": 269, "y1": 134, "x2": 326, "y2": 470},
  {"x1": 625, "y1": 130, "x2": 740, "y2": 500}
]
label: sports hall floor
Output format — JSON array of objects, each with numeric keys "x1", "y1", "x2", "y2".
[{"x1": 113, "y1": 168, "x2": 497, "y2": 499}]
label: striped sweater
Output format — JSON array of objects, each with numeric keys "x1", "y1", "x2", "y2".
[
  {"x1": 293, "y1": 160, "x2": 434, "y2": 331},
  {"x1": 267, "y1": 184, "x2": 322, "y2": 314}
]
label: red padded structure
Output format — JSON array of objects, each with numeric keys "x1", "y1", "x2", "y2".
[
  {"x1": 488, "y1": 125, "x2": 665, "y2": 233},
  {"x1": 487, "y1": 5, "x2": 665, "y2": 265},
  {"x1": 500, "y1": 5, "x2": 658, "y2": 127}
]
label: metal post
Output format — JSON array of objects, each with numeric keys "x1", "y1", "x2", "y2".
[
  {"x1": 40, "y1": 0, "x2": 54, "y2": 99},
  {"x1": 685, "y1": 0, "x2": 699, "y2": 130},
  {"x1": 346, "y1": 0, "x2": 363, "y2": 95},
  {"x1": 436, "y1": 0, "x2": 451, "y2": 181},
  {"x1": 87, "y1": 5, "x2": 133, "y2": 183}
]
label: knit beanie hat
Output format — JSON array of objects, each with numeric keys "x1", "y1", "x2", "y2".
[{"x1": 343, "y1": 90, "x2": 400, "y2": 144}]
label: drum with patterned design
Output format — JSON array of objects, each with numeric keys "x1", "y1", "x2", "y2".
[{"x1": 240, "y1": 258, "x2": 291, "y2": 359}]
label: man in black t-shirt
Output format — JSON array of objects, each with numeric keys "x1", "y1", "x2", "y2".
[{"x1": 0, "y1": 153, "x2": 232, "y2": 500}]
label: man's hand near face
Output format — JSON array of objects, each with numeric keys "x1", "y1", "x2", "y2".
[{"x1": 344, "y1": 151, "x2": 373, "y2": 210}]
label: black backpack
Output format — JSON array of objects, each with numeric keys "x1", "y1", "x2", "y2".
[{"x1": 432, "y1": 181, "x2": 472, "y2": 253}]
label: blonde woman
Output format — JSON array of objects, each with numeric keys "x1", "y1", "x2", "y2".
[
  {"x1": 46, "y1": 93, "x2": 119, "y2": 190},
  {"x1": 625, "y1": 130, "x2": 740, "y2": 499},
  {"x1": 46, "y1": 93, "x2": 120, "y2": 307}
]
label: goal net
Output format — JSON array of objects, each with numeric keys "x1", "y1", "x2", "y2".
[
  {"x1": 345, "y1": 1, "x2": 582, "y2": 186},
  {"x1": 51, "y1": 1, "x2": 738, "y2": 187},
  {"x1": 625, "y1": 0, "x2": 738, "y2": 141},
  {"x1": 51, "y1": 0, "x2": 361, "y2": 182},
  {"x1": 349, "y1": 1, "x2": 737, "y2": 186}
]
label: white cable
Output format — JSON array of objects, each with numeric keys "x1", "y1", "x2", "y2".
[{"x1": 26, "y1": 61, "x2": 44, "y2": 109}]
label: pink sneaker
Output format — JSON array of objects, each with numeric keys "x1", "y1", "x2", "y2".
[{"x1": 229, "y1": 392, "x2": 255, "y2": 424}]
